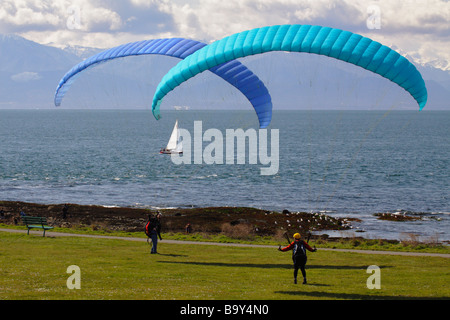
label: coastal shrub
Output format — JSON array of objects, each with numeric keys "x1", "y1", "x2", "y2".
[
  {"x1": 351, "y1": 238, "x2": 360, "y2": 247},
  {"x1": 400, "y1": 233, "x2": 421, "y2": 247},
  {"x1": 220, "y1": 222, "x2": 255, "y2": 240}
]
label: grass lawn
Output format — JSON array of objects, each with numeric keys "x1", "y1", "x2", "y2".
[{"x1": 0, "y1": 231, "x2": 449, "y2": 300}]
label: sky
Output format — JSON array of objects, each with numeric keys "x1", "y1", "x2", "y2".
[{"x1": 0, "y1": 0, "x2": 449, "y2": 70}]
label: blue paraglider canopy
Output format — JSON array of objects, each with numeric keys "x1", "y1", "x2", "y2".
[
  {"x1": 152, "y1": 25, "x2": 427, "y2": 122},
  {"x1": 54, "y1": 38, "x2": 273, "y2": 128}
]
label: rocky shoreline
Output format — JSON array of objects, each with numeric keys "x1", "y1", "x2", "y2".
[{"x1": 0, "y1": 201, "x2": 355, "y2": 238}]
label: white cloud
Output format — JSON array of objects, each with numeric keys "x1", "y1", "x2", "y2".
[
  {"x1": 0, "y1": 0, "x2": 61, "y2": 30},
  {"x1": 11, "y1": 71, "x2": 41, "y2": 82},
  {"x1": 151, "y1": 0, "x2": 450, "y2": 66},
  {"x1": 0, "y1": 0, "x2": 124, "y2": 32},
  {"x1": 149, "y1": 0, "x2": 449, "y2": 41},
  {"x1": 1, "y1": 0, "x2": 448, "y2": 67}
]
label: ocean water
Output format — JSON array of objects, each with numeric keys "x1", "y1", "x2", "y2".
[{"x1": 0, "y1": 109, "x2": 448, "y2": 241}]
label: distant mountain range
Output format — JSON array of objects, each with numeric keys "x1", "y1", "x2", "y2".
[{"x1": 0, "y1": 34, "x2": 448, "y2": 110}]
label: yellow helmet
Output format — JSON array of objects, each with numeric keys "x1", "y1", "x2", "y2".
[{"x1": 293, "y1": 233, "x2": 301, "y2": 239}]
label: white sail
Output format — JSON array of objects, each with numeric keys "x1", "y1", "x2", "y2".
[
  {"x1": 166, "y1": 120, "x2": 179, "y2": 150},
  {"x1": 163, "y1": 120, "x2": 182, "y2": 153}
]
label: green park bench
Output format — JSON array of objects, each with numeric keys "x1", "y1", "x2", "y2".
[{"x1": 22, "y1": 216, "x2": 54, "y2": 237}]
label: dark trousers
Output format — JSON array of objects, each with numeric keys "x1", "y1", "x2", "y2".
[
  {"x1": 293, "y1": 255, "x2": 307, "y2": 279},
  {"x1": 150, "y1": 232, "x2": 158, "y2": 253}
]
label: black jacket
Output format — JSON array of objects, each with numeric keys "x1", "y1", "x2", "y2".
[{"x1": 146, "y1": 217, "x2": 162, "y2": 240}]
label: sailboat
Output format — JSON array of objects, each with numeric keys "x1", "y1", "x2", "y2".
[{"x1": 160, "y1": 120, "x2": 183, "y2": 154}]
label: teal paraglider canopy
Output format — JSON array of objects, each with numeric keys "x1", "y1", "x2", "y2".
[
  {"x1": 54, "y1": 38, "x2": 272, "y2": 128},
  {"x1": 152, "y1": 25, "x2": 427, "y2": 122}
]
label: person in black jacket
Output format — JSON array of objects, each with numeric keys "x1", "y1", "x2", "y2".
[
  {"x1": 279, "y1": 233, "x2": 316, "y2": 284},
  {"x1": 146, "y1": 212, "x2": 162, "y2": 254}
]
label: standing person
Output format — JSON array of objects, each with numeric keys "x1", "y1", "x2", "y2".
[
  {"x1": 278, "y1": 233, "x2": 317, "y2": 284},
  {"x1": 145, "y1": 213, "x2": 162, "y2": 254}
]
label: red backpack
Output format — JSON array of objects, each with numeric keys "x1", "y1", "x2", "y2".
[{"x1": 145, "y1": 218, "x2": 157, "y2": 237}]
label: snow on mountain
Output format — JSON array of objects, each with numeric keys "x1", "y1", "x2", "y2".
[
  {"x1": 61, "y1": 45, "x2": 103, "y2": 59},
  {"x1": 422, "y1": 59, "x2": 450, "y2": 73}
]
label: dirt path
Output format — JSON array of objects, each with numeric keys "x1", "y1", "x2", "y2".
[{"x1": 2, "y1": 228, "x2": 449, "y2": 258}]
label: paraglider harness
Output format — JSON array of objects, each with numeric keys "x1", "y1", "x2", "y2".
[
  {"x1": 296, "y1": 232, "x2": 313, "y2": 256},
  {"x1": 292, "y1": 239, "x2": 308, "y2": 257},
  {"x1": 282, "y1": 231, "x2": 315, "y2": 256}
]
